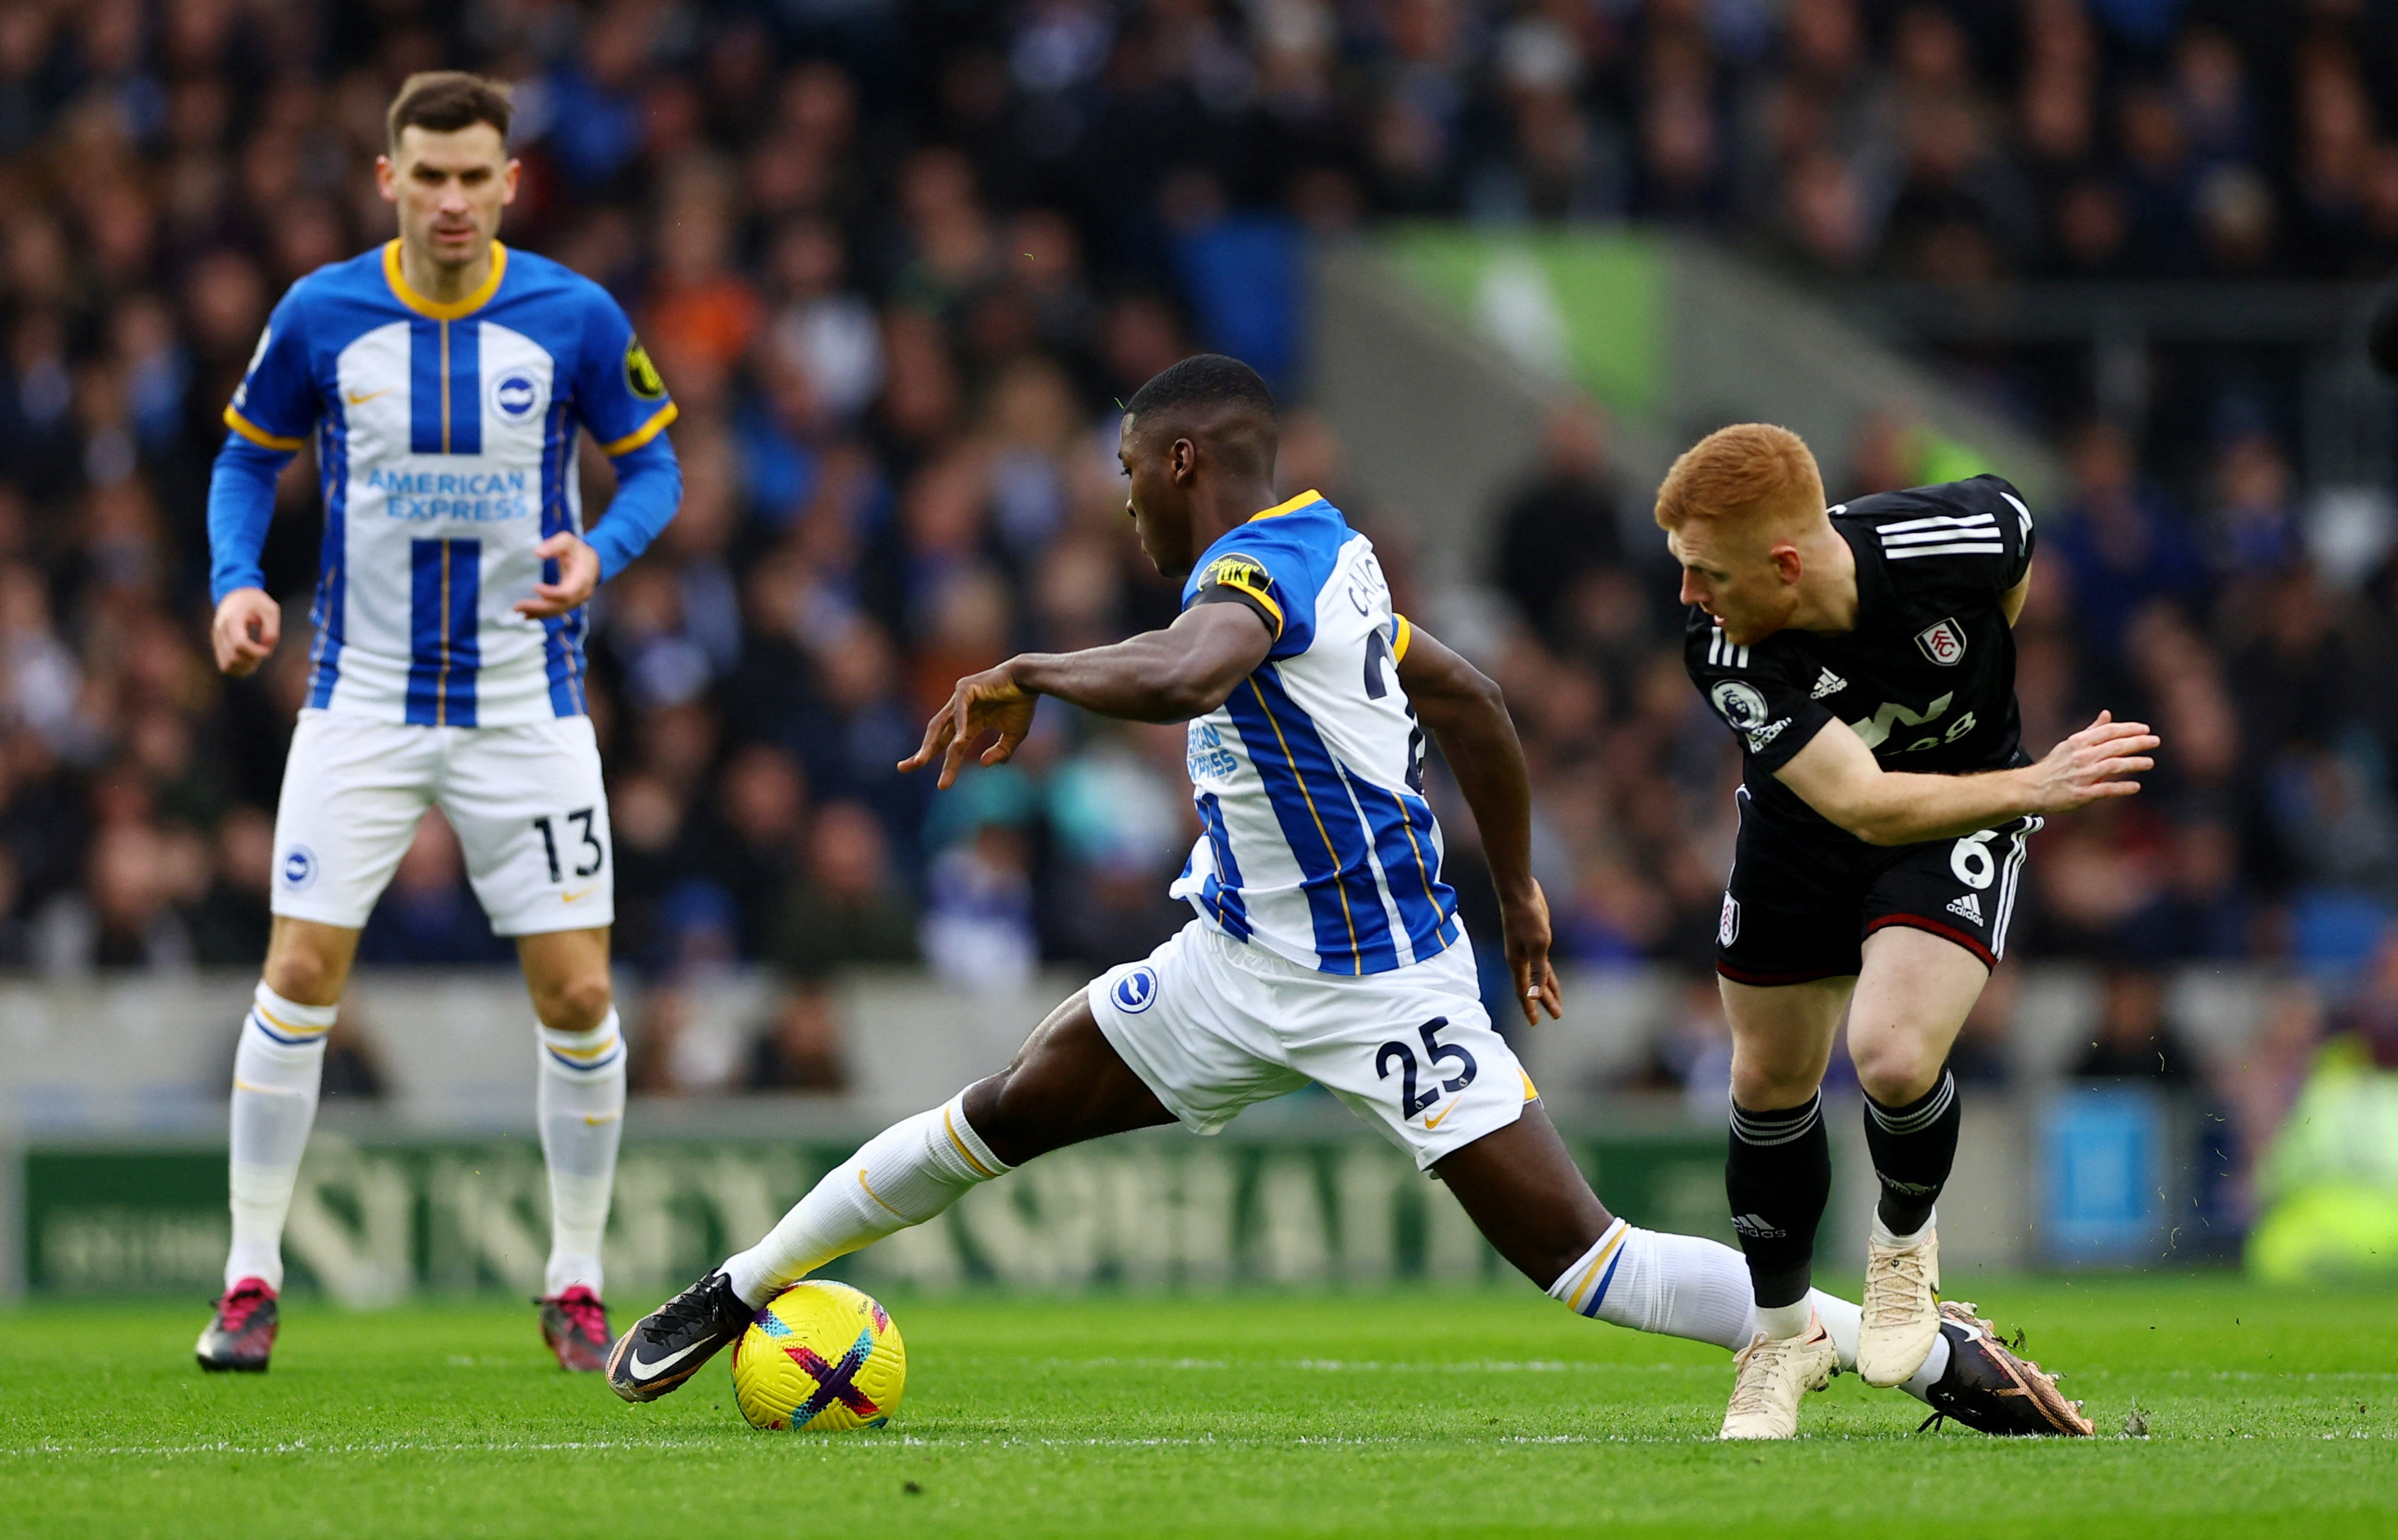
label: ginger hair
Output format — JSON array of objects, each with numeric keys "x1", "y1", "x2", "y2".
[{"x1": 1653, "y1": 422, "x2": 1827, "y2": 537}]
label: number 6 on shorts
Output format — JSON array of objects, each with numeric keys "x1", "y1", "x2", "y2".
[{"x1": 1949, "y1": 829, "x2": 1999, "y2": 891}]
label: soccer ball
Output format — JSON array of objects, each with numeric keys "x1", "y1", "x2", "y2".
[{"x1": 728, "y1": 1279, "x2": 906, "y2": 1432}]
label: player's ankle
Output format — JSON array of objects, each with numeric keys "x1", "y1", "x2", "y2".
[
  {"x1": 1872, "y1": 1205, "x2": 1935, "y2": 1248},
  {"x1": 1754, "y1": 1297, "x2": 1813, "y2": 1341}
]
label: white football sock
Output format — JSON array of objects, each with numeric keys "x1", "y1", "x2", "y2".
[
  {"x1": 1549, "y1": 1219, "x2": 1756, "y2": 1351},
  {"x1": 1872, "y1": 1206, "x2": 1935, "y2": 1249},
  {"x1": 538, "y1": 1010, "x2": 626, "y2": 1297},
  {"x1": 224, "y1": 983, "x2": 334, "y2": 1292},
  {"x1": 1548, "y1": 1221, "x2": 1946, "y2": 1405},
  {"x1": 723, "y1": 1094, "x2": 1009, "y2": 1307},
  {"x1": 1809, "y1": 1289, "x2": 1861, "y2": 1366}
]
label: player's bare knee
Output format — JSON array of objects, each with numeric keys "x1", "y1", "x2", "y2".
[
  {"x1": 1729, "y1": 1057, "x2": 1818, "y2": 1110},
  {"x1": 261, "y1": 945, "x2": 342, "y2": 1008},
  {"x1": 1851, "y1": 1047, "x2": 1938, "y2": 1107},
  {"x1": 531, "y1": 971, "x2": 614, "y2": 1033}
]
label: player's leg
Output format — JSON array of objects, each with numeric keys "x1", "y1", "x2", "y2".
[
  {"x1": 514, "y1": 925, "x2": 620, "y2": 1370},
  {"x1": 728, "y1": 989, "x2": 1173, "y2": 1300},
  {"x1": 442, "y1": 716, "x2": 626, "y2": 1369},
  {"x1": 201, "y1": 715, "x2": 432, "y2": 1371},
  {"x1": 610, "y1": 987, "x2": 1178, "y2": 1401},
  {"x1": 1843, "y1": 815, "x2": 2036, "y2": 1386},
  {"x1": 1435, "y1": 1109, "x2": 2083, "y2": 1436},
  {"x1": 1844, "y1": 925, "x2": 1991, "y2": 1386},
  {"x1": 1436, "y1": 1103, "x2": 1783, "y2": 1357},
  {"x1": 1705, "y1": 976, "x2": 1851, "y2": 1436}
]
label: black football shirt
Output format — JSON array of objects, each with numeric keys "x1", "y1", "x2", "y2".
[{"x1": 1682, "y1": 475, "x2": 2038, "y2": 850}]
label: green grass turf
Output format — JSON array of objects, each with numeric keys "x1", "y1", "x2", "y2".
[{"x1": 3, "y1": 1278, "x2": 2392, "y2": 1539}]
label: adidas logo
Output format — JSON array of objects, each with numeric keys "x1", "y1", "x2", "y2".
[
  {"x1": 1810, "y1": 667, "x2": 1846, "y2": 699},
  {"x1": 1947, "y1": 893, "x2": 1983, "y2": 925},
  {"x1": 1730, "y1": 1212, "x2": 1788, "y2": 1240}
]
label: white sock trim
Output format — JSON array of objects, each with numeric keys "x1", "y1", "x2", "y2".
[
  {"x1": 250, "y1": 982, "x2": 337, "y2": 1043},
  {"x1": 1755, "y1": 1299, "x2": 1813, "y2": 1340},
  {"x1": 938, "y1": 1093, "x2": 1011, "y2": 1177},
  {"x1": 540, "y1": 1009, "x2": 623, "y2": 1072},
  {"x1": 1546, "y1": 1218, "x2": 1630, "y2": 1317},
  {"x1": 1872, "y1": 1207, "x2": 1937, "y2": 1249}
]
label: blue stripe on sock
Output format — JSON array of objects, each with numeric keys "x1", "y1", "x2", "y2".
[
  {"x1": 1581, "y1": 1245, "x2": 1627, "y2": 1317},
  {"x1": 247, "y1": 1009, "x2": 325, "y2": 1047}
]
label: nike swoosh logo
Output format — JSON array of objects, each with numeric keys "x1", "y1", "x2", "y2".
[
  {"x1": 562, "y1": 886, "x2": 596, "y2": 902},
  {"x1": 626, "y1": 1339, "x2": 707, "y2": 1381},
  {"x1": 1423, "y1": 1101, "x2": 1454, "y2": 1130},
  {"x1": 345, "y1": 389, "x2": 389, "y2": 405}
]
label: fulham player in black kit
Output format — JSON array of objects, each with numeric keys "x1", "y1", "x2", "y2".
[{"x1": 1662, "y1": 424, "x2": 2147, "y2": 1438}]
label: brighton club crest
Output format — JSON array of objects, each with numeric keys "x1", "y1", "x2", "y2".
[{"x1": 1915, "y1": 617, "x2": 1967, "y2": 666}]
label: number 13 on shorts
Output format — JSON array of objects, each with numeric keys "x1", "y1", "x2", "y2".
[{"x1": 533, "y1": 807, "x2": 607, "y2": 888}]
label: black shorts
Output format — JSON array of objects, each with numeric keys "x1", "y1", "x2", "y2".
[{"x1": 1715, "y1": 787, "x2": 2041, "y2": 986}]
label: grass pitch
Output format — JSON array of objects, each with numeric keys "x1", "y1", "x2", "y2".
[{"x1": 4, "y1": 1278, "x2": 2392, "y2": 1539}]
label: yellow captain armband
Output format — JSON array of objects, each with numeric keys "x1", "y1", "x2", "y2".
[
  {"x1": 1194, "y1": 550, "x2": 1284, "y2": 639},
  {"x1": 1391, "y1": 614, "x2": 1413, "y2": 662}
]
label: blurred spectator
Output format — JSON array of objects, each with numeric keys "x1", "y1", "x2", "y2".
[
  {"x1": 1492, "y1": 404, "x2": 1626, "y2": 647},
  {"x1": 747, "y1": 988, "x2": 849, "y2": 1092},
  {"x1": 770, "y1": 800, "x2": 918, "y2": 983},
  {"x1": 2071, "y1": 966, "x2": 2195, "y2": 1082}
]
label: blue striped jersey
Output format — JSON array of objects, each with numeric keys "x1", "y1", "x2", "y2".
[
  {"x1": 1171, "y1": 491, "x2": 1461, "y2": 976},
  {"x1": 223, "y1": 241, "x2": 678, "y2": 726}
]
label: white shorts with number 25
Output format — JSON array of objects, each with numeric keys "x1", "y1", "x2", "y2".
[
  {"x1": 1088, "y1": 919, "x2": 1535, "y2": 1169},
  {"x1": 270, "y1": 710, "x2": 614, "y2": 936}
]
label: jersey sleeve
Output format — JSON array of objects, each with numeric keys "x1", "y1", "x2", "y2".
[
  {"x1": 222, "y1": 287, "x2": 317, "y2": 450},
  {"x1": 572, "y1": 286, "x2": 678, "y2": 456},
  {"x1": 1186, "y1": 545, "x2": 1315, "y2": 660},
  {"x1": 1683, "y1": 620, "x2": 1835, "y2": 773}
]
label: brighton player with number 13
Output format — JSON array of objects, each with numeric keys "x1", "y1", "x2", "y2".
[
  {"x1": 1666, "y1": 424, "x2": 2148, "y2": 1437},
  {"x1": 195, "y1": 73, "x2": 681, "y2": 1373}
]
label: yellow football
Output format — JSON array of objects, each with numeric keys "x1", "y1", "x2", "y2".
[{"x1": 728, "y1": 1279, "x2": 906, "y2": 1432}]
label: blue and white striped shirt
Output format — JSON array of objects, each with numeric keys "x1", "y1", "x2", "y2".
[
  {"x1": 209, "y1": 240, "x2": 681, "y2": 726},
  {"x1": 1172, "y1": 491, "x2": 1462, "y2": 976}
]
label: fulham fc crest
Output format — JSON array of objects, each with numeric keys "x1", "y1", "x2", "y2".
[{"x1": 1915, "y1": 617, "x2": 1967, "y2": 666}]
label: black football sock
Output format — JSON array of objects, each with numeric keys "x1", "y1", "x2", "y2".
[
  {"x1": 1725, "y1": 1091, "x2": 1830, "y2": 1312},
  {"x1": 1861, "y1": 1069, "x2": 1959, "y2": 1237}
]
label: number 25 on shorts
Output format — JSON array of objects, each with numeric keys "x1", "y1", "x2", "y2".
[
  {"x1": 1376, "y1": 1017, "x2": 1479, "y2": 1120},
  {"x1": 533, "y1": 808, "x2": 606, "y2": 884}
]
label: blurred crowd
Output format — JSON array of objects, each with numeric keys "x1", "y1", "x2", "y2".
[{"x1": 0, "y1": 0, "x2": 2394, "y2": 1216}]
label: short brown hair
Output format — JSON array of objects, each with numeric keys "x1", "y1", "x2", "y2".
[
  {"x1": 1653, "y1": 422, "x2": 1825, "y2": 532},
  {"x1": 386, "y1": 71, "x2": 513, "y2": 150}
]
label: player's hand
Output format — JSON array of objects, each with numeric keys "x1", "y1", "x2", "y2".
[
  {"x1": 211, "y1": 587, "x2": 281, "y2": 676},
  {"x1": 1499, "y1": 879, "x2": 1564, "y2": 1027},
  {"x1": 515, "y1": 533, "x2": 600, "y2": 619},
  {"x1": 2028, "y1": 710, "x2": 2159, "y2": 812},
  {"x1": 900, "y1": 663, "x2": 1038, "y2": 789}
]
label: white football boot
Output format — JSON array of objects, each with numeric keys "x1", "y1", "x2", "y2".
[
  {"x1": 1719, "y1": 1312, "x2": 1839, "y2": 1440},
  {"x1": 1857, "y1": 1222, "x2": 1941, "y2": 1387}
]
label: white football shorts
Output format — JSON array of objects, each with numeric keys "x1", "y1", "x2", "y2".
[
  {"x1": 270, "y1": 710, "x2": 614, "y2": 936},
  {"x1": 1087, "y1": 919, "x2": 1536, "y2": 1169}
]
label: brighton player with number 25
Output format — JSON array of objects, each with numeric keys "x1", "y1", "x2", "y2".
[
  {"x1": 1665, "y1": 424, "x2": 2149, "y2": 1437},
  {"x1": 195, "y1": 73, "x2": 680, "y2": 1373}
]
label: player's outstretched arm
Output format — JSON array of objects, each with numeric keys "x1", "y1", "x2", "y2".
[
  {"x1": 1396, "y1": 626, "x2": 1561, "y2": 1027},
  {"x1": 1776, "y1": 709, "x2": 2159, "y2": 846},
  {"x1": 899, "y1": 603, "x2": 1274, "y2": 790}
]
